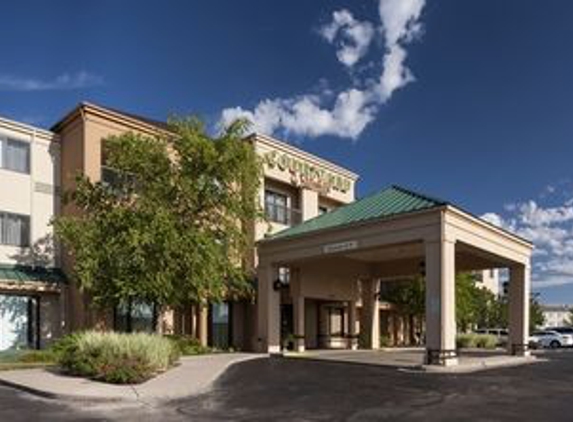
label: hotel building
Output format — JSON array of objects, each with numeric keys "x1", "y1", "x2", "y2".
[{"x1": 0, "y1": 102, "x2": 532, "y2": 366}]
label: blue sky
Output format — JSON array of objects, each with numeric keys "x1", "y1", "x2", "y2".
[{"x1": 2, "y1": 1, "x2": 573, "y2": 303}]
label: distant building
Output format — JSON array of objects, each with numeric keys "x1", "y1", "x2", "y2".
[
  {"x1": 542, "y1": 305, "x2": 571, "y2": 328},
  {"x1": 473, "y1": 269, "x2": 500, "y2": 296}
]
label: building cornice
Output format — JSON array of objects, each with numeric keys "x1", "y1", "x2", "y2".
[
  {"x1": 246, "y1": 132, "x2": 359, "y2": 180},
  {"x1": 0, "y1": 116, "x2": 57, "y2": 142}
]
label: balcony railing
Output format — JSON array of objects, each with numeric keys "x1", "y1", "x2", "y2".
[{"x1": 265, "y1": 202, "x2": 302, "y2": 226}]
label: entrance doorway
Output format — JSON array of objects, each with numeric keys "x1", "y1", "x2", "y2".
[{"x1": 0, "y1": 294, "x2": 39, "y2": 351}]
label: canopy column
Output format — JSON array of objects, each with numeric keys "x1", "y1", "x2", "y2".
[
  {"x1": 360, "y1": 278, "x2": 380, "y2": 350},
  {"x1": 347, "y1": 300, "x2": 358, "y2": 350},
  {"x1": 257, "y1": 263, "x2": 281, "y2": 354},
  {"x1": 508, "y1": 263, "x2": 531, "y2": 356},
  {"x1": 293, "y1": 295, "x2": 305, "y2": 352},
  {"x1": 425, "y1": 238, "x2": 458, "y2": 366}
]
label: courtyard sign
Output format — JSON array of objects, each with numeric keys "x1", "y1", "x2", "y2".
[
  {"x1": 322, "y1": 240, "x2": 358, "y2": 254},
  {"x1": 263, "y1": 150, "x2": 352, "y2": 194}
]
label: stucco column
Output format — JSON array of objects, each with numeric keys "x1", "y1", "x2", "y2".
[
  {"x1": 257, "y1": 263, "x2": 281, "y2": 354},
  {"x1": 196, "y1": 304, "x2": 209, "y2": 347},
  {"x1": 301, "y1": 188, "x2": 319, "y2": 221},
  {"x1": 347, "y1": 300, "x2": 358, "y2": 350},
  {"x1": 360, "y1": 278, "x2": 380, "y2": 350},
  {"x1": 425, "y1": 238, "x2": 458, "y2": 366},
  {"x1": 293, "y1": 295, "x2": 305, "y2": 352},
  {"x1": 508, "y1": 263, "x2": 531, "y2": 356}
]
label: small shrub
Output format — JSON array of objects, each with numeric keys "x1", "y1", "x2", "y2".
[
  {"x1": 57, "y1": 331, "x2": 180, "y2": 384},
  {"x1": 457, "y1": 333, "x2": 498, "y2": 349},
  {"x1": 379, "y1": 335, "x2": 391, "y2": 348},
  {"x1": 456, "y1": 333, "x2": 477, "y2": 349},
  {"x1": 166, "y1": 335, "x2": 212, "y2": 355},
  {"x1": 475, "y1": 334, "x2": 497, "y2": 349}
]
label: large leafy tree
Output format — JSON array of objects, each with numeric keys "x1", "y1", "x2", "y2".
[{"x1": 55, "y1": 118, "x2": 263, "y2": 309}]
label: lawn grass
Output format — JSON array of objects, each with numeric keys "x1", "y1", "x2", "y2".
[{"x1": 0, "y1": 349, "x2": 56, "y2": 371}]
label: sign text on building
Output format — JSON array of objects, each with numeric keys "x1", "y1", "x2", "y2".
[{"x1": 264, "y1": 150, "x2": 352, "y2": 194}]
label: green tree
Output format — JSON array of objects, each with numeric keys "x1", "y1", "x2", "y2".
[
  {"x1": 529, "y1": 293, "x2": 545, "y2": 330},
  {"x1": 54, "y1": 117, "x2": 263, "y2": 311}
]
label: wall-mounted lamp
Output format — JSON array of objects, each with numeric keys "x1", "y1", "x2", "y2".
[{"x1": 273, "y1": 278, "x2": 287, "y2": 291}]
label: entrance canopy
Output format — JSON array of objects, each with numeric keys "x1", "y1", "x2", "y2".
[{"x1": 256, "y1": 186, "x2": 533, "y2": 366}]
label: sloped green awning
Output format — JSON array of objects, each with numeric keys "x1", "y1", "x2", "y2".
[
  {"x1": 0, "y1": 264, "x2": 67, "y2": 285},
  {"x1": 270, "y1": 185, "x2": 447, "y2": 240}
]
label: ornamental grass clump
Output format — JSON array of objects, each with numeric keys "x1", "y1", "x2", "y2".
[
  {"x1": 57, "y1": 331, "x2": 180, "y2": 384},
  {"x1": 456, "y1": 333, "x2": 498, "y2": 350}
]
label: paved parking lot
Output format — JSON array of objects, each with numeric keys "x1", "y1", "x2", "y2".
[{"x1": 0, "y1": 349, "x2": 572, "y2": 421}]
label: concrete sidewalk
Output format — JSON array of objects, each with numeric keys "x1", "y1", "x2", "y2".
[
  {"x1": 0, "y1": 353, "x2": 262, "y2": 403},
  {"x1": 288, "y1": 348, "x2": 543, "y2": 373}
]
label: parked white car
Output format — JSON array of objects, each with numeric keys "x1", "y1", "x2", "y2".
[{"x1": 529, "y1": 330, "x2": 573, "y2": 349}]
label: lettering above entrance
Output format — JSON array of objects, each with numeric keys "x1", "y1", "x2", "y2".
[
  {"x1": 263, "y1": 150, "x2": 352, "y2": 194},
  {"x1": 323, "y1": 240, "x2": 358, "y2": 254}
]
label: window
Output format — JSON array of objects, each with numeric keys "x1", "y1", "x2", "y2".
[
  {"x1": 318, "y1": 206, "x2": 329, "y2": 215},
  {"x1": 211, "y1": 303, "x2": 230, "y2": 349},
  {"x1": 0, "y1": 294, "x2": 39, "y2": 351},
  {"x1": 114, "y1": 300, "x2": 157, "y2": 333},
  {"x1": 329, "y1": 307, "x2": 344, "y2": 336},
  {"x1": 0, "y1": 138, "x2": 30, "y2": 174},
  {"x1": 265, "y1": 190, "x2": 289, "y2": 225},
  {"x1": 0, "y1": 212, "x2": 30, "y2": 247}
]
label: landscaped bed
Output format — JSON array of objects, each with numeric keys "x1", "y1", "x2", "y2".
[
  {"x1": 56, "y1": 331, "x2": 180, "y2": 384},
  {"x1": 0, "y1": 331, "x2": 229, "y2": 384}
]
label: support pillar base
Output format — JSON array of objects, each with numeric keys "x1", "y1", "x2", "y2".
[
  {"x1": 294, "y1": 336, "x2": 305, "y2": 353},
  {"x1": 510, "y1": 343, "x2": 530, "y2": 357},
  {"x1": 425, "y1": 349, "x2": 458, "y2": 366},
  {"x1": 347, "y1": 335, "x2": 359, "y2": 350}
]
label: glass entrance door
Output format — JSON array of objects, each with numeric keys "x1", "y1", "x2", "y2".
[{"x1": 0, "y1": 294, "x2": 38, "y2": 351}]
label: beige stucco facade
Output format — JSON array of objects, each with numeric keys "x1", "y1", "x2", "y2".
[{"x1": 0, "y1": 116, "x2": 64, "y2": 350}]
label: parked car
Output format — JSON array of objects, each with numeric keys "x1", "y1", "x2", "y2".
[
  {"x1": 529, "y1": 330, "x2": 573, "y2": 349},
  {"x1": 550, "y1": 327, "x2": 573, "y2": 339},
  {"x1": 475, "y1": 328, "x2": 509, "y2": 346}
]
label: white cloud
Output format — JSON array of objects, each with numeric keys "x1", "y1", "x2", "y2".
[
  {"x1": 221, "y1": 88, "x2": 377, "y2": 140},
  {"x1": 0, "y1": 71, "x2": 103, "y2": 91},
  {"x1": 319, "y1": 9, "x2": 375, "y2": 68},
  {"x1": 378, "y1": 0, "x2": 425, "y2": 45},
  {"x1": 219, "y1": 0, "x2": 426, "y2": 140},
  {"x1": 481, "y1": 212, "x2": 507, "y2": 228},
  {"x1": 483, "y1": 186, "x2": 573, "y2": 291},
  {"x1": 517, "y1": 200, "x2": 573, "y2": 227}
]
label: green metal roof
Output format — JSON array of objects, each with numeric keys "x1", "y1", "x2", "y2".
[
  {"x1": 0, "y1": 264, "x2": 67, "y2": 285},
  {"x1": 270, "y1": 185, "x2": 447, "y2": 240}
]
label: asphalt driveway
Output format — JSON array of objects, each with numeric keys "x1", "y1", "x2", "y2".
[{"x1": 1, "y1": 350, "x2": 572, "y2": 421}]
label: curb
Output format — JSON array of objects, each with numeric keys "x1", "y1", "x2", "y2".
[
  {"x1": 0, "y1": 354, "x2": 263, "y2": 403},
  {"x1": 0, "y1": 376, "x2": 134, "y2": 403},
  {"x1": 402, "y1": 356, "x2": 544, "y2": 374}
]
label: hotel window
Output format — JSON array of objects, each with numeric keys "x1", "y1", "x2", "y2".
[
  {"x1": 114, "y1": 300, "x2": 157, "y2": 333},
  {"x1": 0, "y1": 138, "x2": 30, "y2": 174},
  {"x1": 101, "y1": 143, "x2": 136, "y2": 192},
  {"x1": 265, "y1": 190, "x2": 289, "y2": 225},
  {"x1": 0, "y1": 212, "x2": 30, "y2": 247},
  {"x1": 329, "y1": 307, "x2": 344, "y2": 336}
]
